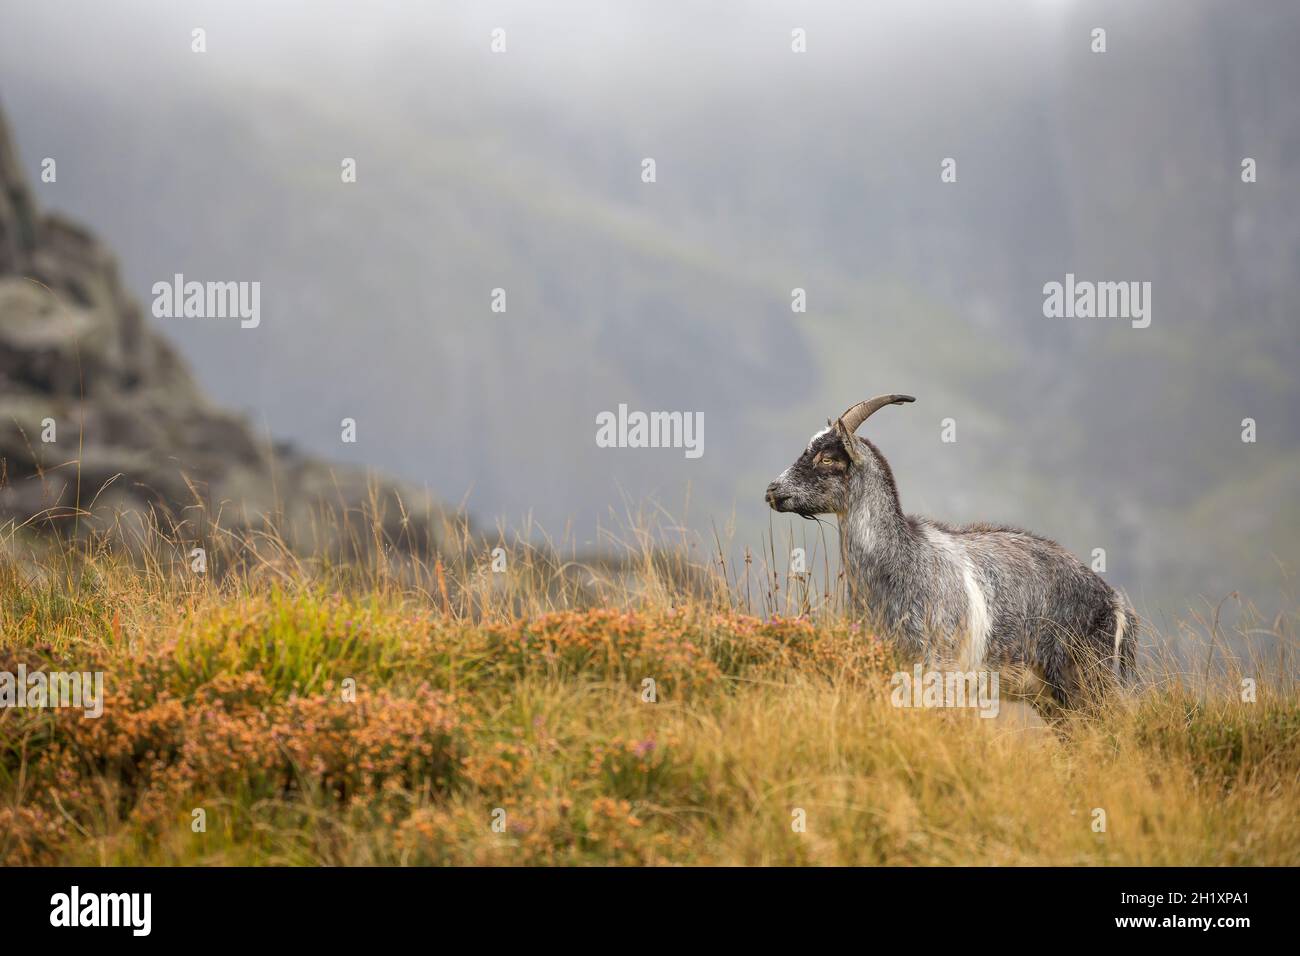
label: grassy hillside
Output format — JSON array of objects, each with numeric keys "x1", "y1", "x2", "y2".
[{"x1": 1, "y1": 514, "x2": 1296, "y2": 866}]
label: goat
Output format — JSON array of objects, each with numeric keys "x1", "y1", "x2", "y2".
[{"x1": 765, "y1": 394, "x2": 1137, "y2": 712}]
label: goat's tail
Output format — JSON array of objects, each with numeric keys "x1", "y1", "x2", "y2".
[{"x1": 1110, "y1": 594, "x2": 1139, "y2": 683}]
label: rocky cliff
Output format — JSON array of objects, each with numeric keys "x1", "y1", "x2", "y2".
[{"x1": 0, "y1": 104, "x2": 454, "y2": 554}]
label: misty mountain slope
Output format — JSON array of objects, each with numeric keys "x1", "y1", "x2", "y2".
[
  {"x1": 1, "y1": 0, "x2": 1295, "y2": 614},
  {"x1": 0, "y1": 101, "x2": 457, "y2": 554}
]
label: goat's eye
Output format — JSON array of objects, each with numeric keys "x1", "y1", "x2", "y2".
[{"x1": 817, "y1": 455, "x2": 842, "y2": 469}]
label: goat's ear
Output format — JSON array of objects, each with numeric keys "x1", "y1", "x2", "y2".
[{"x1": 834, "y1": 419, "x2": 865, "y2": 464}]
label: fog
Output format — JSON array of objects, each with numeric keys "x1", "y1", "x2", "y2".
[{"x1": 2, "y1": 0, "x2": 1296, "y2": 619}]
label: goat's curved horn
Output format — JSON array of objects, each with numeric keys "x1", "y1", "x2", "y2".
[{"x1": 837, "y1": 394, "x2": 916, "y2": 434}]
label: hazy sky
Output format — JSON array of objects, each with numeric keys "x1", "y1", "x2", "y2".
[{"x1": 2, "y1": 0, "x2": 1296, "y2": 619}]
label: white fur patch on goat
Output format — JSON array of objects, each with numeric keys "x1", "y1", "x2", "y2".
[
  {"x1": 806, "y1": 425, "x2": 831, "y2": 451},
  {"x1": 923, "y1": 526, "x2": 991, "y2": 668},
  {"x1": 1113, "y1": 599, "x2": 1128, "y2": 670},
  {"x1": 960, "y1": 559, "x2": 991, "y2": 670},
  {"x1": 847, "y1": 503, "x2": 871, "y2": 551}
]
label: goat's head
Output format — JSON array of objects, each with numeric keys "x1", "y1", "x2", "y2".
[{"x1": 765, "y1": 394, "x2": 915, "y2": 517}]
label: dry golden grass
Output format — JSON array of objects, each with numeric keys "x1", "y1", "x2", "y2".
[{"x1": 0, "y1": 501, "x2": 1296, "y2": 866}]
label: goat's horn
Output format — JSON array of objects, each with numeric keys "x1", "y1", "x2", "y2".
[{"x1": 837, "y1": 394, "x2": 916, "y2": 434}]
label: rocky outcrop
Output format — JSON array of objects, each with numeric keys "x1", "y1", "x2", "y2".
[{"x1": 0, "y1": 104, "x2": 455, "y2": 554}]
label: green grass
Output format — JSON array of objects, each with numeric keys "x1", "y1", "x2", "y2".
[{"x1": 0, "y1": 516, "x2": 1296, "y2": 866}]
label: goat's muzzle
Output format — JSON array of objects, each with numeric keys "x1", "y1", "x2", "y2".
[
  {"x1": 765, "y1": 482, "x2": 791, "y2": 511},
  {"x1": 764, "y1": 482, "x2": 784, "y2": 508},
  {"x1": 766, "y1": 482, "x2": 814, "y2": 519}
]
